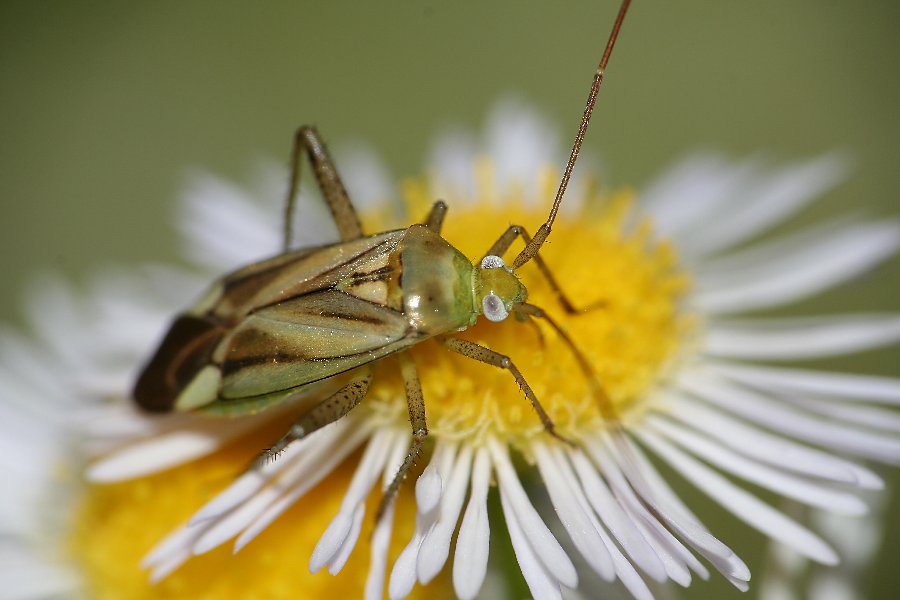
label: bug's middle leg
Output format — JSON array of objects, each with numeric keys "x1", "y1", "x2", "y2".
[
  {"x1": 439, "y1": 336, "x2": 574, "y2": 446},
  {"x1": 282, "y1": 126, "x2": 365, "y2": 251},
  {"x1": 377, "y1": 352, "x2": 428, "y2": 520},
  {"x1": 255, "y1": 366, "x2": 373, "y2": 467}
]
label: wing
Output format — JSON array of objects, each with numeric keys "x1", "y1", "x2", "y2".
[
  {"x1": 212, "y1": 230, "x2": 405, "y2": 320},
  {"x1": 214, "y1": 290, "x2": 421, "y2": 402},
  {"x1": 132, "y1": 230, "x2": 408, "y2": 413}
]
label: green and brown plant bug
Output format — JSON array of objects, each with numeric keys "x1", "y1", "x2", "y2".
[{"x1": 133, "y1": 0, "x2": 633, "y2": 517}]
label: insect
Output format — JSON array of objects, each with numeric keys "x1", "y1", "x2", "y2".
[{"x1": 133, "y1": 0, "x2": 632, "y2": 517}]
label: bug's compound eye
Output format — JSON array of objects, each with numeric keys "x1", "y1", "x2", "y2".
[
  {"x1": 482, "y1": 293, "x2": 509, "y2": 322},
  {"x1": 480, "y1": 255, "x2": 506, "y2": 270}
]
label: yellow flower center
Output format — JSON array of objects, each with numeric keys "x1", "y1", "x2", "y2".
[{"x1": 69, "y1": 163, "x2": 692, "y2": 597}]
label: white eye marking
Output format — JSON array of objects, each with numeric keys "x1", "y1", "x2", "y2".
[
  {"x1": 482, "y1": 293, "x2": 509, "y2": 322},
  {"x1": 480, "y1": 255, "x2": 506, "y2": 270}
]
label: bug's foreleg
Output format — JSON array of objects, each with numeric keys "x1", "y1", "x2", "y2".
[
  {"x1": 484, "y1": 224, "x2": 605, "y2": 314},
  {"x1": 422, "y1": 200, "x2": 448, "y2": 233},
  {"x1": 514, "y1": 303, "x2": 617, "y2": 421},
  {"x1": 377, "y1": 352, "x2": 428, "y2": 521},
  {"x1": 254, "y1": 366, "x2": 373, "y2": 467},
  {"x1": 439, "y1": 336, "x2": 575, "y2": 447},
  {"x1": 282, "y1": 126, "x2": 364, "y2": 251},
  {"x1": 514, "y1": 310, "x2": 546, "y2": 347}
]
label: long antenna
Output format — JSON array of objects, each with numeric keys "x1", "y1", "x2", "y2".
[{"x1": 512, "y1": 0, "x2": 632, "y2": 270}]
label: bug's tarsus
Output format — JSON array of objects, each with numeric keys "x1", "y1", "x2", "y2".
[
  {"x1": 512, "y1": 0, "x2": 632, "y2": 270},
  {"x1": 423, "y1": 200, "x2": 448, "y2": 233},
  {"x1": 376, "y1": 353, "x2": 429, "y2": 521},
  {"x1": 282, "y1": 126, "x2": 365, "y2": 251}
]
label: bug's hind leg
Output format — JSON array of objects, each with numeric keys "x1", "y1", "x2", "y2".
[
  {"x1": 282, "y1": 126, "x2": 365, "y2": 251},
  {"x1": 254, "y1": 366, "x2": 373, "y2": 467},
  {"x1": 422, "y1": 200, "x2": 448, "y2": 233},
  {"x1": 376, "y1": 352, "x2": 428, "y2": 521},
  {"x1": 439, "y1": 336, "x2": 574, "y2": 446}
]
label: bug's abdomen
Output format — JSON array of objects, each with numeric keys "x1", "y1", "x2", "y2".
[{"x1": 132, "y1": 314, "x2": 226, "y2": 412}]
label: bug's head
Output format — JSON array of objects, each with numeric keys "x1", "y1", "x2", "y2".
[{"x1": 474, "y1": 255, "x2": 527, "y2": 322}]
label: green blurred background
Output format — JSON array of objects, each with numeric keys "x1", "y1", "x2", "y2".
[{"x1": 1, "y1": 1, "x2": 897, "y2": 598}]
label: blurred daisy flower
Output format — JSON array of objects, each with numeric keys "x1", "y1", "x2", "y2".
[{"x1": 2, "y1": 101, "x2": 899, "y2": 600}]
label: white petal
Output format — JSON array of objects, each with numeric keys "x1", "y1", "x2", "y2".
[
  {"x1": 193, "y1": 486, "x2": 283, "y2": 555},
  {"x1": 640, "y1": 154, "x2": 759, "y2": 237},
  {"x1": 149, "y1": 548, "x2": 193, "y2": 584},
  {"x1": 415, "y1": 465, "x2": 443, "y2": 516},
  {"x1": 681, "y1": 153, "x2": 849, "y2": 256},
  {"x1": 310, "y1": 511, "x2": 355, "y2": 575},
  {"x1": 705, "y1": 314, "x2": 900, "y2": 360},
  {"x1": 605, "y1": 543, "x2": 655, "y2": 600},
  {"x1": 427, "y1": 129, "x2": 479, "y2": 204},
  {"x1": 365, "y1": 500, "x2": 397, "y2": 600},
  {"x1": 418, "y1": 444, "x2": 472, "y2": 584},
  {"x1": 142, "y1": 522, "x2": 201, "y2": 568},
  {"x1": 695, "y1": 221, "x2": 900, "y2": 313},
  {"x1": 488, "y1": 438, "x2": 578, "y2": 588},
  {"x1": 311, "y1": 429, "x2": 395, "y2": 573},
  {"x1": 680, "y1": 374, "x2": 900, "y2": 464},
  {"x1": 328, "y1": 504, "x2": 365, "y2": 575},
  {"x1": 636, "y1": 428, "x2": 839, "y2": 565},
  {"x1": 595, "y1": 435, "x2": 749, "y2": 584},
  {"x1": 453, "y1": 446, "x2": 491, "y2": 600},
  {"x1": 0, "y1": 561, "x2": 77, "y2": 599},
  {"x1": 234, "y1": 422, "x2": 371, "y2": 552},
  {"x1": 86, "y1": 428, "x2": 231, "y2": 482},
  {"x1": 663, "y1": 392, "x2": 883, "y2": 489},
  {"x1": 532, "y1": 441, "x2": 615, "y2": 581},
  {"x1": 177, "y1": 171, "x2": 280, "y2": 270},
  {"x1": 582, "y1": 438, "x2": 700, "y2": 586},
  {"x1": 567, "y1": 449, "x2": 668, "y2": 582},
  {"x1": 335, "y1": 143, "x2": 397, "y2": 211},
  {"x1": 645, "y1": 415, "x2": 868, "y2": 515},
  {"x1": 708, "y1": 362, "x2": 900, "y2": 405},
  {"x1": 389, "y1": 536, "x2": 421, "y2": 599},
  {"x1": 485, "y1": 97, "x2": 560, "y2": 205},
  {"x1": 784, "y1": 394, "x2": 900, "y2": 434},
  {"x1": 189, "y1": 433, "x2": 318, "y2": 525},
  {"x1": 610, "y1": 441, "x2": 750, "y2": 597},
  {"x1": 499, "y1": 485, "x2": 563, "y2": 600}
]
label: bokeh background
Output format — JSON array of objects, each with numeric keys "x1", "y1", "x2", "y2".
[{"x1": 1, "y1": 1, "x2": 897, "y2": 598}]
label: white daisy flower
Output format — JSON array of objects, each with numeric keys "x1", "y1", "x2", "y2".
[{"x1": 2, "y1": 101, "x2": 899, "y2": 600}]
